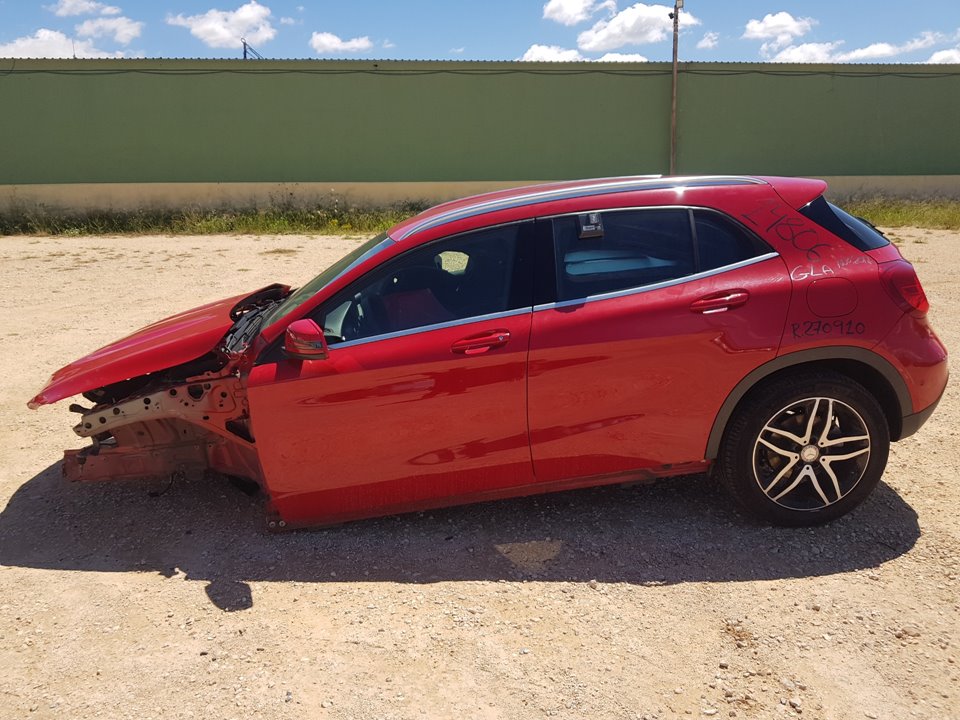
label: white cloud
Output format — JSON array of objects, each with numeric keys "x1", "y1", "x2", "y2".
[
  {"x1": 743, "y1": 12, "x2": 816, "y2": 43},
  {"x1": 279, "y1": 16, "x2": 296, "y2": 25},
  {"x1": 597, "y1": 52, "x2": 648, "y2": 61},
  {"x1": 767, "y1": 31, "x2": 948, "y2": 63},
  {"x1": 697, "y1": 31, "x2": 719, "y2": 50},
  {"x1": 542, "y1": 0, "x2": 615, "y2": 27},
  {"x1": 49, "y1": 0, "x2": 120, "y2": 16},
  {"x1": 520, "y1": 44, "x2": 585, "y2": 61},
  {"x1": 834, "y1": 31, "x2": 943, "y2": 61},
  {"x1": 928, "y1": 48, "x2": 960, "y2": 63},
  {"x1": 901, "y1": 31, "x2": 944, "y2": 52},
  {"x1": 743, "y1": 12, "x2": 816, "y2": 57},
  {"x1": 382, "y1": 39, "x2": 396, "y2": 49},
  {"x1": 577, "y1": 3, "x2": 701, "y2": 53},
  {"x1": 309, "y1": 31, "x2": 373, "y2": 54},
  {"x1": 450, "y1": 46, "x2": 465, "y2": 54},
  {"x1": 75, "y1": 16, "x2": 143, "y2": 44},
  {"x1": 771, "y1": 42, "x2": 842, "y2": 63},
  {"x1": 0, "y1": 27, "x2": 123, "y2": 57},
  {"x1": 835, "y1": 43, "x2": 899, "y2": 62},
  {"x1": 518, "y1": 45, "x2": 647, "y2": 62},
  {"x1": 167, "y1": 1, "x2": 276, "y2": 49}
]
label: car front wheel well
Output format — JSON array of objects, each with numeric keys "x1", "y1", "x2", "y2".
[{"x1": 706, "y1": 352, "x2": 909, "y2": 460}]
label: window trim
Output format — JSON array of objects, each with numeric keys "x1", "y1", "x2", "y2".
[
  {"x1": 534, "y1": 252, "x2": 779, "y2": 312},
  {"x1": 330, "y1": 306, "x2": 533, "y2": 350}
]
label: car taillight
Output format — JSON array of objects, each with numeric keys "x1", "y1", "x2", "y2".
[{"x1": 880, "y1": 260, "x2": 929, "y2": 317}]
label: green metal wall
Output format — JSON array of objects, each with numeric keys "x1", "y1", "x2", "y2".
[
  {"x1": 1, "y1": 59, "x2": 958, "y2": 185},
  {"x1": 680, "y1": 66, "x2": 960, "y2": 176}
]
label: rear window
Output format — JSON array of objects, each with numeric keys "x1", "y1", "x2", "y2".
[{"x1": 799, "y1": 196, "x2": 890, "y2": 251}]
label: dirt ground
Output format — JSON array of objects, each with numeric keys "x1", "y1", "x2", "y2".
[{"x1": 0, "y1": 228, "x2": 957, "y2": 720}]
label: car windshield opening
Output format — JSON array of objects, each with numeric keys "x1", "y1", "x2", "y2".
[{"x1": 262, "y1": 232, "x2": 394, "y2": 326}]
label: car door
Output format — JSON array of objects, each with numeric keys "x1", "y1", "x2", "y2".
[
  {"x1": 246, "y1": 222, "x2": 536, "y2": 526},
  {"x1": 527, "y1": 207, "x2": 791, "y2": 484}
]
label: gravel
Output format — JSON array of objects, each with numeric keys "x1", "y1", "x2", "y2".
[{"x1": 0, "y1": 228, "x2": 956, "y2": 719}]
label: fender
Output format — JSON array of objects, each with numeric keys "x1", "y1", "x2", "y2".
[{"x1": 704, "y1": 346, "x2": 912, "y2": 460}]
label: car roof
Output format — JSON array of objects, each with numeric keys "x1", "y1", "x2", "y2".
[{"x1": 388, "y1": 175, "x2": 825, "y2": 243}]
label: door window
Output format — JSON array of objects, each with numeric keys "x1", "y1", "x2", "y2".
[
  {"x1": 552, "y1": 209, "x2": 772, "y2": 302},
  {"x1": 553, "y1": 209, "x2": 694, "y2": 302},
  {"x1": 318, "y1": 223, "x2": 532, "y2": 344}
]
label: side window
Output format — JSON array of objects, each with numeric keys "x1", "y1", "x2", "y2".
[
  {"x1": 553, "y1": 209, "x2": 694, "y2": 301},
  {"x1": 318, "y1": 223, "x2": 530, "y2": 344},
  {"x1": 694, "y1": 210, "x2": 771, "y2": 271}
]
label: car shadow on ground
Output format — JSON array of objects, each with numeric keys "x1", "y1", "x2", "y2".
[{"x1": 0, "y1": 462, "x2": 920, "y2": 611}]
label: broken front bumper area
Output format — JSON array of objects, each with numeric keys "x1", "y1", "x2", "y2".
[{"x1": 65, "y1": 376, "x2": 263, "y2": 485}]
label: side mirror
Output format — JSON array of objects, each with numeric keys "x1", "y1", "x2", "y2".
[{"x1": 284, "y1": 319, "x2": 329, "y2": 360}]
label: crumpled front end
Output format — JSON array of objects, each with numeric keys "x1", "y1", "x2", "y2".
[
  {"x1": 65, "y1": 374, "x2": 264, "y2": 485},
  {"x1": 33, "y1": 284, "x2": 291, "y2": 488}
]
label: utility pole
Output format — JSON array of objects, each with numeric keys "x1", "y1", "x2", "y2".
[
  {"x1": 241, "y1": 38, "x2": 264, "y2": 60},
  {"x1": 669, "y1": 0, "x2": 683, "y2": 175}
]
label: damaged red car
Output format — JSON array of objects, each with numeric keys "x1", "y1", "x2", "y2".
[{"x1": 29, "y1": 176, "x2": 947, "y2": 528}]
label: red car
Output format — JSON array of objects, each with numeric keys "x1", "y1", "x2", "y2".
[{"x1": 28, "y1": 176, "x2": 947, "y2": 528}]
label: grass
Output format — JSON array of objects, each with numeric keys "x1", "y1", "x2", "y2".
[
  {"x1": 841, "y1": 198, "x2": 960, "y2": 230},
  {"x1": 1, "y1": 197, "x2": 959, "y2": 236},
  {"x1": 0, "y1": 201, "x2": 430, "y2": 237}
]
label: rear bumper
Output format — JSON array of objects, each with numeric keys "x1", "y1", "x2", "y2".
[
  {"x1": 875, "y1": 311, "x2": 948, "y2": 439},
  {"x1": 900, "y1": 384, "x2": 945, "y2": 440}
]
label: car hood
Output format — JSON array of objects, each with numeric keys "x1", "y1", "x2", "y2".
[{"x1": 28, "y1": 285, "x2": 284, "y2": 409}]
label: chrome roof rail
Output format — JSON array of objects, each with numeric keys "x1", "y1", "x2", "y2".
[{"x1": 393, "y1": 175, "x2": 765, "y2": 241}]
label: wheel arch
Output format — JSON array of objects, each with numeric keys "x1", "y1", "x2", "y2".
[{"x1": 705, "y1": 347, "x2": 911, "y2": 460}]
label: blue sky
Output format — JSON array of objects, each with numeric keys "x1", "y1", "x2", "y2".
[{"x1": 1, "y1": 1, "x2": 959, "y2": 63}]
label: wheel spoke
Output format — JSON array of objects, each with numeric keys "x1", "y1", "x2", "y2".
[
  {"x1": 819, "y1": 458, "x2": 843, "y2": 501},
  {"x1": 802, "y1": 398, "x2": 821, "y2": 445},
  {"x1": 763, "y1": 456, "x2": 800, "y2": 494},
  {"x1": 822, "y1": 447, "x2": 870, "y2": 463},
  {"x1": 817, "y1": 398, "x2": 835, "y2": 447},
  {"x1": 809, "y1": 472, "x2": 831, "y2": 506},
  {"x1": 771, "y1": 463, "x2": 817, "y2": 502},
  {"x1": 762, "y1": 423, "x2": 806, "y2": 447},
  {"x1": 821, "y1": 433, "x2": 870, "y2": 448},
  {"x1": 758, "y1": 436, "x2": 799, "y2": 459}
]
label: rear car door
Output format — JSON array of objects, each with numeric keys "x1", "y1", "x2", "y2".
[
  {"x1": 247, "y1": 222, "x2": 536, "y2": 526},
  {"x1": 527, "y1": 207, "x2": 792, "y2": 483}
]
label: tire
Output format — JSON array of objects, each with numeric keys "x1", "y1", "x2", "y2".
[{"x1": 716, "y1": 370, "x2": 890, "y2": 526}]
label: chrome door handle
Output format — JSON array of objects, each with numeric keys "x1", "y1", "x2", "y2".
[
  {"x1": 689, "y1": 290, "x2": 749, "y2": 314},
  {"x1": 451, "y1": 330, "x2": 511, "y2": 355}
]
